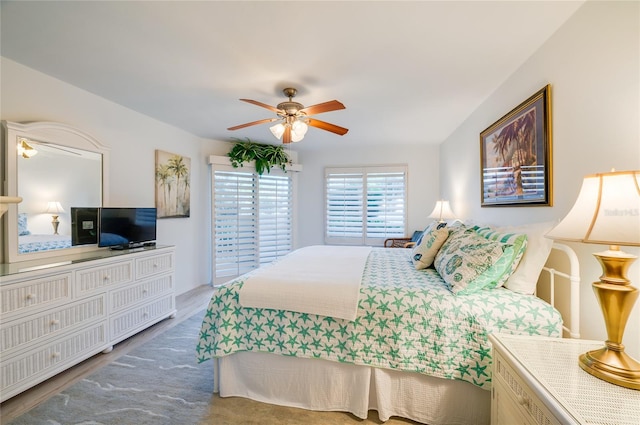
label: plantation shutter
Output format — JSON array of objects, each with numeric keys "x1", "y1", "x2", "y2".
[
  {"x1": 212, "y1": 164, "x2": 294, "y2": 283},
  {"x1": 325, "y1": 170, "x2": 364, "y2": 244},
  {"x1": 213, "y1": 170, "x2": 258, "y2": 280},
  {"x1": 365, "y1": 171, "x2": 406, "y2": 242},
  {"x1": 325, "y1": 166, "x2": 407, "y2": 246},
  {"x1": 258, "y1": 174, "x2": 293, "y2": 265}
]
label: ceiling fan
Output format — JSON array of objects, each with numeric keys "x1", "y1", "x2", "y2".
[{"x1": 228, "y1": 88, "x2": 349, "y2": 143}]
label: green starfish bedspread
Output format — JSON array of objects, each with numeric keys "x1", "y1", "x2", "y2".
[{"x1": 196, "y1": 248, "x2": 562, "y2": 389}]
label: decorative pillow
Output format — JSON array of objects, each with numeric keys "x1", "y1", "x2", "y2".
[
  {"x1": 497, "y1": 221, "x2": 556, "y2": 294},
  {"x1": 470, "y1": 225, "x2": 528, "y2": 289},
  {"x1": 415, "y1": 221, "x2": 448, "y2": 245},
  {"x1": 434, "y1": 227, "x2": 515, "y2": 295},
  {"x1": 411, "y1": 227, "x2": 449, "y2": 270},
  {"x1": 18, "y1": 213, "x2": 31, "y2": 236}
]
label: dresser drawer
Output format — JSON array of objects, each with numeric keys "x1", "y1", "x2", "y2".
[
  {"x1": 0, "y1": 294, "x2": 106, "y2": 355},
  {"x1": 75, "y1": 261, "x2": 134, "y2": 295},
  {"x1": 110, "y1": 294, "x2": 175, "y2": 342},
  {"x1": 135, "y1": 252, "x2": 173, "y2": 279},
  {"x1": 110, "y1": 275, "x2": 173, "y2": 312},
  {"x1": 0, "y1": 273, "x2": 72, "y2": 318},
  {"x1": 493, "y1": 352, "x2": 561, "y2": 425},
  {"x1": 0, "y1": 322, "x2": 108, "y2": 401}
]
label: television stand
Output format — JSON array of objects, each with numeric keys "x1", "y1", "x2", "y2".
[{"x1": 0, "y1": 245, "x2": 176, "y2": 401}]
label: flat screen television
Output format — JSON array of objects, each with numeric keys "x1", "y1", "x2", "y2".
[{"x1": 98, "y1": 207, "x2": 157, "y2": 249}]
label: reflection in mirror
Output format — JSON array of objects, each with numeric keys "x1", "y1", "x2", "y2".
[
  {"x1": 17, "y1": 141, "x2": 102, "y2": 254},
  {"x1": 3, "y1": 121, "x2": 109, "y2": 264}
]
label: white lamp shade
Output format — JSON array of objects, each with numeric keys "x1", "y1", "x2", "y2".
[
  {"x1": 546, "y1": 170, "x2": 640, "y2": 246},
  {"x1": 428, "y1": 200, "x2": 456, "y2": 222},
  {"x1": 45, "y1": 201, "x2": 65, "y2": 214},
  {"x1": 291, "y1": 121, "x2": 308, "y2": 143},
  {"x1": 270, "y1": 123, "x2": 285, "y2": 140}
]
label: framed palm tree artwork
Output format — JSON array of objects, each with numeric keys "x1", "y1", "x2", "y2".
[
  {"x1": 480, "y1": 85, "x2": 552, "y2": 207},
  {"x1": 155, "y1": 150, "x2": 191, "y2": 218}
]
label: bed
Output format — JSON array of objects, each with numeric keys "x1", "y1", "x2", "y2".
[{"x1": 196, "y1": 222, "x2": 580, "y2": 424}]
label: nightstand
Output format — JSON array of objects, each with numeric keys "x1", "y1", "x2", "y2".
[{"x1": 489, "y1": 334, "x2": 640, "y2": 425}]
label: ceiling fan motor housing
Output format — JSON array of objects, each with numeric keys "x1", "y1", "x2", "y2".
[{"x1": 277, "y1": 101, "x2": 305, "y2": 117}]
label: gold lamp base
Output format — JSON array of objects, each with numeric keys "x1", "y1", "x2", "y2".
[
  {"x1": 583, "y1": 248, "x2": 640, "y2": 390},
  {"x1": 580, "y1": 346, "x2": 640, "y2": 390},
  {"x1": 51, "y1": 214, "x2": 60, "y2": 235}
]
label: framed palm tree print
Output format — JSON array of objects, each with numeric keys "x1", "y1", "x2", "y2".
[
  {"x1": 480, "y1": 85, "x2": 552, "y2": 207},
  {"x1": 155, "y1": 150, "x2": 191, "y2": 218}
]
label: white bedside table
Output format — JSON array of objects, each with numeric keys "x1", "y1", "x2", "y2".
[{"x1": 489, "y1": 334, "x2": 640, "y2": 425}]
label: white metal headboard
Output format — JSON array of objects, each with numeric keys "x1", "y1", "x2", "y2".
[{"x1": 537, "y1": 242, "x2": 581, "y2": 339}]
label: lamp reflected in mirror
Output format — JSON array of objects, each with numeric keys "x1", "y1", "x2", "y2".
[{"x1": 45, "y1": 201, "x2": 65, "y2": 235}]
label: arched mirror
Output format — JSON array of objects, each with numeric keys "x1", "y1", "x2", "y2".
[{"x1": 2, "y1": 121, "x2": 109, "y2": 263}]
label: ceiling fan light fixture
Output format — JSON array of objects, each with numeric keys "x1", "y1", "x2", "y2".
[
  {"x1": 17, "y1": 139, "x2": 38, "y2": 158},
  {"x1": 292, "y1": 120, "x2": 308, "y2": 134},
  {"x1": 291, "y1": 120, "x2": 308, "y2": 142},
  {"x1": 270, "y1": 123, "x2": 285, "y2": 140}
]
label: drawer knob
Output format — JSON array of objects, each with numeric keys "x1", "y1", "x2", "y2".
[
  {"x1": 104, "y1": 275, "x2": 110, "y2": 281},
  {"x1": 517, "y1": 394, "x2": 529, "y2": 408},
  {"x1": 26, "y1": 293, "x2": 37, "y2": 301},
  {"x1": 51, "y1": 352, "x2": 61, "y2": 359},
  {"x1": 153, "y1": 263, "x2": 158, "y2": 268},
  {"x1": 142, "y1": 288, "x2": 148, "y2": 294},
  {"x1": 50, "y1": 319, "x2": 60, "y2": 326}
]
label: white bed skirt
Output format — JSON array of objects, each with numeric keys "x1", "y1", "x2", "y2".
[{"x1": 215, "y1": 352, "x2": 490, "y2": 425}]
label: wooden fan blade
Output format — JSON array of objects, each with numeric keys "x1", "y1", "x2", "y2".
[
  {"x1": 239, "y1": 99, "x2": 281, "y2": 114},
  {"x1": 307, "y1": 118, "x2": 349, "y2": 136},
  {"x1": 283, "y1": 126, "x2": 292, "y2": 144},
  {"x1": 300, "y1": 100, "x2": 345, "y2": 116},
  {"x1": 227, "y1": 118, "x2": 278, "y2": 131}
]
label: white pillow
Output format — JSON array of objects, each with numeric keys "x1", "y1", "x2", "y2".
[
  {"x1": 411, "y1": 227, "x2": 449, "y2": 270},
  {"x1": 498, "y1": 221, "x2": 557, "y2": 294}
]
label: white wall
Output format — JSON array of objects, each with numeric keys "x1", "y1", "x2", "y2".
[
  {"x1": 1, "y1": 57, "x2": 231, "y2": 294},
  {"x1": 439, "y1": 1, "x2": 640, "y2": 356},
  {"x1": 296, "y1": 143, "x2": 440, "y2": 247}
]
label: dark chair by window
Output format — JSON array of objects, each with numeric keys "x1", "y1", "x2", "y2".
[{"x1": 384, "y1": 230, "x2": 423, "y2": 248}]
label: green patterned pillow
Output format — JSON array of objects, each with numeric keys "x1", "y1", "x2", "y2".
[
  {"x1": 434, "y1": 227, "x2": 515, "y2": 294},
  {"x1": 411, "y1": 227, "x2": 449, "y2": 270},
  {"x1": 470, "y1": 225, "x2": 528, "y2": 288}
]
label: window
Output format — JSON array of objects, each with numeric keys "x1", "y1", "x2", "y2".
[
  {"x1": 212, "y1": 165, "x2": 293, "y2": 283},
  {"x1": 325, "y1": 166, "x2": 407, "y2": 246}
]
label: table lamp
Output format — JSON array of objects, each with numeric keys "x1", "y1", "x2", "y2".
[
  {"x1": 428, "y1": 200, "x2": 456, "y2": 224},
  {"x1": 45, "y1": 201, "x2": 65, "y2": 235},
  {"x1": 546, "y1": 169, "x2": 640, "y2": 390}
]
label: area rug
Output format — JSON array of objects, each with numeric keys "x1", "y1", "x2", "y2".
[{"x1": 8, "y1": 311, "x2": 214, "y2": 425}]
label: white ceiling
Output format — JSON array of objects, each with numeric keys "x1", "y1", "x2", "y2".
[{"x1": 1, "y1": 1, "x2": 585, "y2": 152}]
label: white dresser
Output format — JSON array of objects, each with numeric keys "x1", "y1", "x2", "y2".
[
  {"x1": 0, "y1": 245, "x2": 176, "y2": 402},
  {"x1": 490, "y1": 333, "x2": 640, "y2": 425}
]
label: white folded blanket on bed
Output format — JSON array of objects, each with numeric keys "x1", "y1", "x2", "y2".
[{"x1": 239, "y1": 245, "x2": 372, "y2": 321}]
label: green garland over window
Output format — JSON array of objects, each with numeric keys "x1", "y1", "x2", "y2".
[{"x1": 227, "y1": 138, "x2": 290, "y2": 175}]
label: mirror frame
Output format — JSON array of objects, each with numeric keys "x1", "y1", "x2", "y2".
[{"x1": 2, "y1": 121, "x2": 110, "y2": 263}]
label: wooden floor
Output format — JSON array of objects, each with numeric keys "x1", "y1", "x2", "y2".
[{"x1": 0, "y1": 284, "x2": 215, "y2": 424}]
